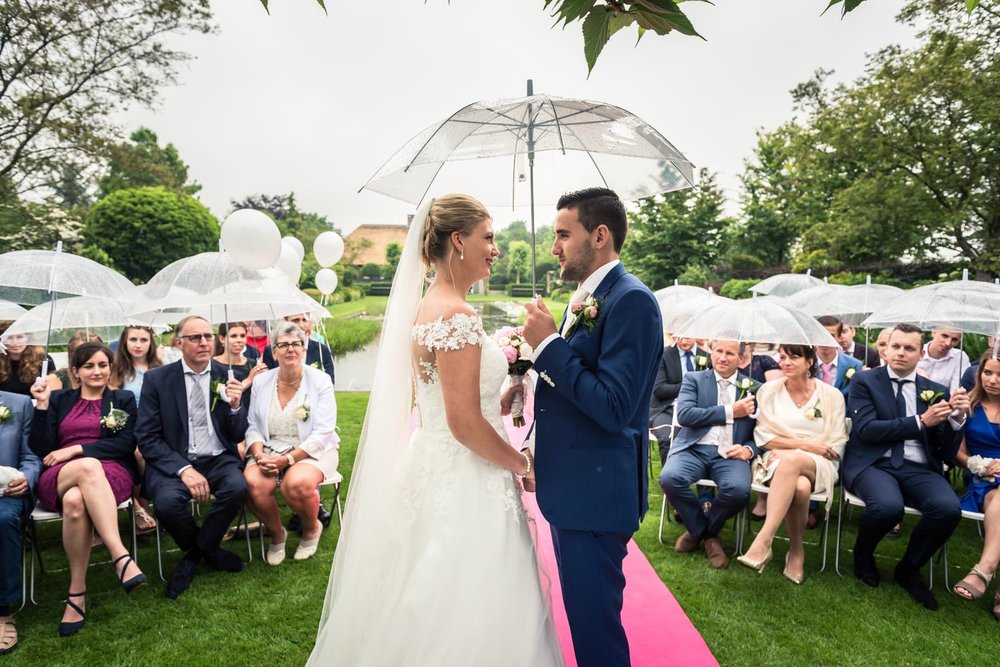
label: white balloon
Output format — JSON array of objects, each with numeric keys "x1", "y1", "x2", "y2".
[
  {"x1": 315, "y1": 268, "x2": 339, "y2": 295},
  {"x1": 275, "y1": 243, "x2": 302, "y2": 284},
  {"x1": 313, "y1": 231, "x2": 345, "y2": 267},
  {"x1": 222, "y1": 209, "x2": 281, "y2": 269},
  {"x1": 281, "y1": 236, "x2": 305, "y2": 261}
]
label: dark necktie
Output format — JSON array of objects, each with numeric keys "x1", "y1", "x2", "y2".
[
  {"x1": 890, "y1": 378, "x2": 911, "y2": 468},
  {"x1": 684, "y1": 351, "x2": 694, "y2": 373}
]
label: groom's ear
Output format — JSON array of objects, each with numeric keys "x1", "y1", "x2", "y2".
[{"x1": 593, "y1": 224, "x2": 611, "y2": 249}]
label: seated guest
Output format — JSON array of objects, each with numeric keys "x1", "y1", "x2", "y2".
[
  {"x1": 28, "y1": 343, "x2": 146, "y2": 636},
  {"x1": 951, "y1": 352, "x2": 1000, "y2": 619},
  {"x1": 0, "y1": 390, "x2": 40, "y2": 655},
  {"x1": 245, "y1": 322, "x2": 338, "y2": 565},
  {"x1": 737, "y1": 344, "x2": 848, "y2": 582},
  {"x1": 213, "y1": 322, "x2": 266, "y2": 388},
  {"x1": 875, "y1": 329, "x2": 892, "y2": 365},
  {"x1": 918, "y1": 328, "x2": 970, "y2": 393},
  {"x1": 816, "y1": 316, "x2": 863, "y2": 399},
  {"x1": 0, "y1": 324, "x2": 55, "y2": 397},
  {"x1": 159, "y1": 329, "x2": 183, "y2": 365},
  {"x1": 262, "y1": 313, "x2": 335, "y2": 387},
  {"x1": 960, "y1": 336, "x2": 995, "y2": 392},
  {"x1": 46, "y1": 331, "x2": 103, "y2": 390},
  {"x1": 659, "y1": 339, "x2": 758, "y2": 569},
  {"x1": 649, "y1": 337, "x2": 710, "y2": 465},
  {"x1": 843, "y1": 323, "x2": 967, "y2": 610},
  {"x1": 837, "y1": 324, "x2": 880, "y2": 369},
  {"x1": 136, "y1": 316, "x2": 248, "y2": 600},
  {"x1": 738, "y1": 344, "x2": 783, "y2": 384}
]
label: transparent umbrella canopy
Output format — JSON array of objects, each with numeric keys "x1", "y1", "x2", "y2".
[
  {"x1": 653, "y1": 284, "x2": 715, "y2": 317},
  {"x1": 0, "y1": 248, "x2": 137, "y2": 305},
  {"x1": 785, "y1": 281, "x2": 904, "y2": 326},
  {"x1": 662, "y1": 294, "x2": 732, "y2": 335},
  {"x1": 862, "y1": 278, "x2": 1000, "y2": 336},
  {"x1": 674, "y1": 296, "x2": 838, "y2": 347},
  {"x1": 750, "y1": 271, "x2": 825, "y2": 298},
  {"x1": 1, "y1": 296, "x2": 170, "y2": 346},
  {"x1": 0, "y1": 300, "x2": 27, "y2": 321}
]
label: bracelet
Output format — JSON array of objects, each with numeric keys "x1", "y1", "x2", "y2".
[
  {"x1": 516, "y1": 452, "x2": 531, "y2": 478},
  {"x1": 286, "y1": 453, "x2": 296, "y2": 468}
]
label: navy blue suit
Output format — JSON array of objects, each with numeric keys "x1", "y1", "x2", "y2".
[
  {"x1": 843, "y1": 367, "x2": 962, "y2": 568},
  {"x1": 136, "y1": 360, "x2": 248, "y2": 557},
  {"x1": 660, "y1": 370, "x2": 758, "y2": 540},
  {"x1": 532, "y1": 263, "x2": 662, "y2": 667},
  {"x1": 0, "y1": 391, "x2": 39, "y2": 608}
]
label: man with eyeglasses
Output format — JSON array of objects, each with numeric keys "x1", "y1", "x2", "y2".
[{"x1": 136, "y1": 316, "x2": 249, "y2": 599}]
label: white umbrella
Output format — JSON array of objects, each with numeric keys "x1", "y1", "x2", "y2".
[
  {"x1": 0, "y1": 300, "x2": 27, "y2": 321},
  {"x1": 750, "y1": 270, "x2": 825, "y2": 298},
  {"x1": 1, "y1": 296, "x2": 169, "y2": 346},
  {"x1": 674, "y1": 296, "x2": 838, "y2": 347},
  {"x1": 785, "y1": 279, "x2": 904, "y2": 326},
  {"x1": 653, "y1": 284, "x2": 715, "y2": 317},
  {"x1": 862, "y1": 277, "x2": 1000, "y2": 336},
  {"x1": 662, "y1": 294, "x2": 731, "y2": 334}
]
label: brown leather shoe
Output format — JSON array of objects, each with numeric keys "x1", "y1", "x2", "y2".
[
  {"x1": 674, "y1": 531, "x2": 702, "y2": 553},
  {"x1": 704, "y1": 537, "x2": 729, "y2": 569}
]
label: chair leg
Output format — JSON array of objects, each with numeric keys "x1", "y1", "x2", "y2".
[
  {"x1": 241, "y1": 507, "x2": 253, "y2": 564},
  {"x1": 658, "y1": 495, "x2": 667, "y2": 545},
  {"x1": 155, "y1": 520, "x2": 166, "y2": 583},
  {"x1": 834, "y1": 493, "x2": 846, "y2": 576},
  {"x1": 334, "y1": 484, "x2": 343, "y2": 525},
  {"x1": 818, "y1": 508, "x2": 831, "y2": 573},
  {"x1": 129, "y1": 500, "x2": 138, "y2": 567}
]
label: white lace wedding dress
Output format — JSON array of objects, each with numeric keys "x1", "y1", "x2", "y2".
[{"x1": 307, "y1": 313, "x2": 564, "y2": 666}]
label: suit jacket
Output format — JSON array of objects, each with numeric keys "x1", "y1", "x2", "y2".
[
  {"x1": 649, "y1": 346, "x2": 710, "y2": 429},
  {"x1": 135, "y1": 360, "x2": 248, "y2": 486},
  {"x1": 0, "y1": 390, "x2": 41, "y2": 491},
  {"x1": 842, "y1": 366, "x2": 960, "y2": 488},
  {"x1": 668, "y1": 370, "x2": 759, "y2": 457},
  {"x1": 532, "y1": 263, "x2": 663, "y2": 534},
  {"x1": 263, "y1": 339, "x2": 335, "y2": 387},
  {"x1": 850, "y1": 342, "x2": 881, "y2": 369},
  {"x1": 245, "y1": 366, "x2": 338, "y2": 457},
  {"x1": 29, "y1": 388, "x2": 140, "y2": 483},
  {"x1": 818, "y1": 351, "x2": 864, "y2": 399}
]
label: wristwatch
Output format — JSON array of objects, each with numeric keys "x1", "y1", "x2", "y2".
[{"x1": 286, "y1": 453, "x2": 296, "y2": 468}]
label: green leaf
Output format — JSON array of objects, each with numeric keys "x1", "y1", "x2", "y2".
[
  {"x1": 259, "y1": 0, "x2": 270, "y2": 14},
  {"x1": 823, "y1": 0, "x2": 866, "y2": 17},
  {"x1": 635, "y1": 25, "x2": 646, "y2": 45},
  {"x1": 316, "y1": 0, "x2": 328, "y2": 14},
  {"x1": 608, "y1": 10, "x2": 635, "y2": 38},
  {"x1": 549, "y1": 0, "x2": 597, "y2": 27},
  {"x1": 634, "y1": 6, "x2": 701, "y2": 38},
  {"x1": 966, "y1": 0, "x2": 980, "y2": 11},
  {"x1": 582, "y1": 8, "x2": 611, "y2": 74}
]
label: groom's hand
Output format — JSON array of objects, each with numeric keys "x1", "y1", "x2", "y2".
[{"x1": 523, "y1": 297, "x2": 557, "y2": 347}]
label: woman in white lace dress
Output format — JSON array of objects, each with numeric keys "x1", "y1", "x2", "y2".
[
  {"x1": 307, "y1": 195, "x2": 564, "y2": 666},
  {"x1": 245, "y1": 322, "x2": 338, "y2": 565}
]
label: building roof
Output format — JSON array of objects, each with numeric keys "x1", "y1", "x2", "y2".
[{"x1": 345, "y1": 224, "x2": 408, "y2": 266}]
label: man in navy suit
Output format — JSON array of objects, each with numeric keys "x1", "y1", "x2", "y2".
[
  {"x1": 660, "y1": 340, "x2": 758, "y2": 569},
  {"x1": 817, "y1": 317, "x2": 864, "y2": 398},
  {"x1": 835, "y1": 322, "x2": 881, "y2": 369},
  {"x1": 649, "y1": 338, "x2": 710, "y2": 465},
  {"x1": 522, "y1": 188, "x2": 662, "y2": 667},
  {"x1": 843, "y1": 323, "x2": 968, "y2": 610},
  {"x1": 136, "y1": 316, "x2": 249, "y2": 600},
  {"x1": 0, "y1": 391, "x2": 39, "y2": 653}
]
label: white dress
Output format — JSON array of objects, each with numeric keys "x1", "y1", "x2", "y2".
[{"x1": 307, "y1": 313, "x2": 563, "y2": 666}]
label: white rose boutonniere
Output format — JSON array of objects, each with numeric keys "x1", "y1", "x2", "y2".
[
  {"x1": 695, "y1": 355, "x2": 708, "y2": 369},
  {"x1": 0, "y1": 402, "x2": 11, "y2": 425},
  {"x1": 310, "y1": 360, "x2": 322, "y2": 370},
  {"x1": 838, "y1": 366, "x2": 857, "y2": 389},
  {"x1": 918, "y1": 389, "x2": 945, "y2": 405},
  {"x1": 803, "y1": 399, "x2": 823, "y2": 421},
  {"x1": 735, "y1": 377, "x2": 761, "y2": 400},
  {"x1": 294, "y1": 396, "x2": 310, "y2": 422},
  {"x1": 100, "y1": 403, "x2": 128, "y2": 433}
]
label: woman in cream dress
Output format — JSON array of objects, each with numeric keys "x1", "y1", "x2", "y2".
[
  {"x1": 737, "y1": 344, "x2": 848, "y2": 583},
  {"x1": 244, "y1": 322, "x2": 338, "y2": 565}
]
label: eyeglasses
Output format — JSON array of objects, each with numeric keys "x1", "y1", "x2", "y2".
[
  {"x1": 274, "y1": 341, "x2": 305, "y2": 351},
  {"x1": 180, "y1": 333, "x2": 214, "y2": 343}
]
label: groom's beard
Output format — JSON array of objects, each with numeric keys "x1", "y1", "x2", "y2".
[{"x1": 559, "y1": 243, "x2": 595, "y2": 283}]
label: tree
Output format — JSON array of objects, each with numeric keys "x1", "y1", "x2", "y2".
[
  {"x1": 0, "y1": 200, "x2": 84, "y2": 253},
  {"x1": 98, "y1": 128, "x2": 201, "y2": 198},
  {"x1": 84, "y1": 186, "x2": 219, "y2": 282},
  {"x1": 0, "y1": 1, "x2": 213, "y2": 197},
  {"x1": 385, "y1": 242, "x2": 402, "y2": 275},
  {"x1": 506, "y1": 240, "x2": 532, "y2": 283}
]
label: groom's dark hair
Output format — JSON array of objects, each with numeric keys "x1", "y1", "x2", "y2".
[{"x1": 557, "y1": 187, "x2": 627, "y2": 253}]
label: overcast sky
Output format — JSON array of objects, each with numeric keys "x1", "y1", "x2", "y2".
[{"x1": 119, "y1": 0, "x2": 919, "y2": 234}]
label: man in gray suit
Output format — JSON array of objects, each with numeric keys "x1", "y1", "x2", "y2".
[
  {"x1": 659, "y1": 340, "x2": 758, "y2": 569},
  {"x1": 0, "y1": 390, "x2": 40, "y2": 655}
]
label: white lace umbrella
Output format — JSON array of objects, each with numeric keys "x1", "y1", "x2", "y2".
[
  {"x1": 1, "y1": 296, "x2": 170, "y2": 346},
  {"x1": 362, "y1": 81, "x2": 695, "y2": 290},
  {"x1": 674, "y1": 296, "x2": 838, "y2": 347},
  {"x1": 749, "y1": 270, "x2": 825, "y2": 298}
]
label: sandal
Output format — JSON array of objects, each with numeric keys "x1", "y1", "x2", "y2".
[
  {"x1": 953, "y1": 565, "x2": 993, "y2": 601},
  {"x1": 113, "y1": 554, "x2": 148, "y2": 594},
  {"x1": 134, "y1": 506, "x2": 157, "y2": 535},
  {"x1": 0, "y1": 616, "x2": 17, "y2": 655},
  {"x1": 58, "y1": 591, "x2": 86, "y2": 637}
]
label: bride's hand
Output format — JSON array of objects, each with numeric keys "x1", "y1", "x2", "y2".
[{"x1": 500, "y1": 384, "x2": 523, "y2": 416}]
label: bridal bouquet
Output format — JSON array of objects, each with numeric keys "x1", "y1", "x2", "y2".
[{"x1": 494, "y1": 326, "x2": 534, "y2": 426}]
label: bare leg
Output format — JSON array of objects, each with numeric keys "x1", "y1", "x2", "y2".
[
  {"x1": 60, "y1": 487, "x2": 91, "y2": 624},
  {"x1": 281, "y1": 465, "x2": 324, "y2": 539},
  {"x1": 742, "y1": 452, "x2": 816, "y2": 563},
  {"x1": 751, "y1": 492, "x2": 768, "y2": 518},
  {"x1": 783, "y1": 476, "x2": 813, "y2": 579},
  {"x1": 245, "y1": 464, "x2": 284, "y2": 544},
  {"x1": 976, "y1": 490, "x2": 1000, "y2": 575}
]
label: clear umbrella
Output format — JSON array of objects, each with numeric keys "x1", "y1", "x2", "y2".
[
  {"x1": 785, "y1": 279, "x2": 904, "y2": 326},
  {"x1": 750, "y1": 270, "x2": 825, "y2": 298},
  {"x1": 362, "y1": 80, "x2": 695, "y2": 291},
  {"x1": 662, "y1": 294, "x2": 731, "y2": 334},
  {"x1": 0, "y1": 300, "x2": 27, "y2": 321},
  {"x1": 674, "y1": 296, "x2": 838, "y2": 347},
  {"x1": 862, "y1": 276, "x2": 1000, "y2": 336},
  {"x1": 1, "y1": 296, "x2": 170, "y2": 346},
  {"x1": 653, "y1": 284, "x2": 715, "y2": 316}
]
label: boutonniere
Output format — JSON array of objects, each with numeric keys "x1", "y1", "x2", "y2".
[
  {"x1": 803, "y1": 399, "x2": 823, "y2": 421},
  {"x1": 695, "y1": 355, "x2": 709, "y2": 369},
  {"x1": 310, "y1": 360, "x2": 321, "y2": 370},
  {"x1": 100, "y1": 402, "x2": 128, "y2": 433},
  {"x1": 294, "y1": 395, "x2": 310, "y2": 422},
  {"x1": 838, "y1": 366, "x2": 857, "y2": 389},
  {"x1": 210, "y1": 379, "x2": 226, "y2": 411},
  {"x1": 919, "y1": 389, "x2": 945, "y2": 405},
  {"x1": 0, "y1": 402, "x2": 11, "y2": 425},
  {"x1": 565, "y1": 295, "x2": 604, "y2": 337},
  {"x1": 735, "y1": 377, "x2": 761, "y2": 400}
]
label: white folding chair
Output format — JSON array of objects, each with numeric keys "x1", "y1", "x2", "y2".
[
  {"x1": 253, "y1": 474, "x2": 344, "y2": 560},
  {"x1": 154, "y1": 495, "x2": 254, "y2": 580},
  {"x1": 738, "y1": 482, "x2": 832, "y2": 569}
]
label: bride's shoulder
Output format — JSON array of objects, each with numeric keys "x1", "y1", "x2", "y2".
[{"x1": 412, "y1": 303, "x2": 483, "y2": 351}]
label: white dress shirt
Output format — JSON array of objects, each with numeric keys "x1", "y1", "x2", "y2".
[
  {"x1": 883, "y1": 367, "x2": 927, "y2": 465},
  {"x1": 917, "y1": 344, "x2": 970, "y2": 393},
  {"x1": 181, "y1": 359, "x2": 225, "y2": 461},
  {"x1": 698, "y1": 371, "x2": 737, "y2": 457}
]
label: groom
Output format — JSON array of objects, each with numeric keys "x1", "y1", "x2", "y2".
[{"x1": 523, "y1": 187, "x2": 662, "y2": 667}]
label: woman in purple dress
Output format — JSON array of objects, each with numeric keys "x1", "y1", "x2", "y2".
[{"x1": 29, "y1": 342, "x2": 146, "y2": 637}]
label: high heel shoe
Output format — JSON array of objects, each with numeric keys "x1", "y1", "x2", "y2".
[
  {"x1": 782, "y1": 554, "x2": 805, "y2": 585},
  {"x1": 736, "y1": 549, "x2": 773, "y2": 574},
  {"x1": 58, "y1": 592, "x2": 86, "y2": 637},
  {"x1": 113, "y1": 554, "x2": 147, "y2": 594}
]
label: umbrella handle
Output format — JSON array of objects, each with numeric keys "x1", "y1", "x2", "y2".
[{"x1": 36, "y1": 359, "x2": 49, "y2": 386}]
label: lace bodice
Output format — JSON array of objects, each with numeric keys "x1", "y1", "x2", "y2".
[{"x1": 266, "y1": 382, "x2": 302, "y2": 453}]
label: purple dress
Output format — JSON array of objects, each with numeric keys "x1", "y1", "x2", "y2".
[{"x1": 36, "y1": 398, "x2": 133, "y2": 512}]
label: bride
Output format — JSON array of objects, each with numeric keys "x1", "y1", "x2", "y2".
[{"x1": 307, "y1": 194, "x2": 564, "y2": 666}]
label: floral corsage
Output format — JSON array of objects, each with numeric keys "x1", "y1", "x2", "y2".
[
  {"x1": 803, "y1": 399, "x2": 823, "y2": 421},
  {"x1": 918, "y1": 389, "x2": 945, "y2": 406},
  {"x1": 0, "y1": 402, "x2": 11, "y2": 425},
  {"x1": 838, "y1": 366, "x2": 857, "y2": 389},
  {"x1": 100, "y1": 403, "x2": 129, "y2": 433},
  {"x1": 310, "y1": 360, "x2": 322, "y2": 370},
  {"x1": 695, "y1": 355, "x2": 709, "y2": 369},
  {"x1": 735, "y1": 377, "x2": 762, "y2": 400},
  {"x1": 565, "y1": 295, "x2": 603, "y2": 337},
  {"x1": 294, "y1": 396, "x2": 310, "y2": 422},
  {"x1": 210, "y1": 379, "x2": 227, "y2": 410}
]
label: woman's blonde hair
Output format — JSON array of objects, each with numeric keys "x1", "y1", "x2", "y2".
[{"x1": 421, "y1": 194, "x2": 490, "y2": 266}]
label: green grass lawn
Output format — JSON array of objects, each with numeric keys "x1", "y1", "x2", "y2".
[{"x1": 12, "y1": 393, "x2": 996, "y2": 666}]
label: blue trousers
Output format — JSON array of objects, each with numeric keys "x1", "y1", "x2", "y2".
[
  {"x1": 660, "y1": 446, "x2": 750, "y2": 539},
  {"x1": 849, "y1": 459, "x2": 961, "y2": 568},
  {"x1": 550, "y1": 526, "x2": 631, "y2": 667},
  {"x1": 0, "y1": 496, "x2": 28, "y2": 607}
]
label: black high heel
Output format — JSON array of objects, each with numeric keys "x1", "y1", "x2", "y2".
[
  {"x1": 58, "y1": 592, "x2": 86, "y2": 637},
  {"x1": 113, "y1": 554, "x2": 147, "y2": 594}
]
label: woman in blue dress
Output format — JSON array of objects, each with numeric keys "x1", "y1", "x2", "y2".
[{"x1": 952, "y1": 352, "x2": 1000, "y2": 620}]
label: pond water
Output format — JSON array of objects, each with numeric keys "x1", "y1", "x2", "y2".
[{"x1": 335, "y1": 300, "x2": 526, "y2": 391}]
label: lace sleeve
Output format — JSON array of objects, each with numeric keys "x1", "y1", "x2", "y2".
[{"x1": 412, "y1": 312, "x2": 484, "y2": 352}]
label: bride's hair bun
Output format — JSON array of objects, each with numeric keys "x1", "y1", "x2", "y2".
[{"x1": 421, "y1": 194, "x2": 490, "y2": 265}]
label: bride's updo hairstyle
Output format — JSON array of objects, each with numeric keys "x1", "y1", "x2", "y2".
[{"x1": 421, "y1": 194, "x2": 490, "y2": 266}]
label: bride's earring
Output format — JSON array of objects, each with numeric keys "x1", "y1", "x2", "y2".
[{"x1": 459, "y1": 249, "x2": 464, "y2": 261}]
